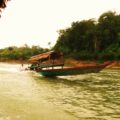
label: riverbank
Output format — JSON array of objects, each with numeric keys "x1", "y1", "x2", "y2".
[
  {"x1": 65, "y1": 59, "x2": 120, "y2": 69},
  {"x1": 0, "y1": 59, "x2": 28, "y2": 64},
  {"x1": 0, "y1": 59, "x2": 120, "y2": 69}
]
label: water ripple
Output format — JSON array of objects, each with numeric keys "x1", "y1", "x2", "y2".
[{"x1": 0, "y1": 63, "x2": 120, "y2": 120}]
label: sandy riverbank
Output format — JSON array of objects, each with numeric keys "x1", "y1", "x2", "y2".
[
  {"x1": 65, "y1": 59, "x2": 120, "y2": 69},
  {"x1": 0, "y1": 59, "x2": 120, "y2": 69},
  {"x1": 0, "y1": 59, "x2": 28, "y2": 64}
]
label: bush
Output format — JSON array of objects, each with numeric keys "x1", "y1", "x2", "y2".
[
  {"x1": 68, "y1": 51, "x2": 95, "y2": 60},
  {"x1": 99, "y1": 44, "x2": 120, "y2": 60}
]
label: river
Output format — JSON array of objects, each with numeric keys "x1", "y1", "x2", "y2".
[{"x1": 0, "y1": 63, "x2": 120, "y2": 120}]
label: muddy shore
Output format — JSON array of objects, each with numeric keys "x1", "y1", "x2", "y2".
[
  {"x1": 65, "y1": 59, "x2": 120, "y2": 69},
  {"x1": 0, "y1": 59, "x2": 120, "y2": 69}
]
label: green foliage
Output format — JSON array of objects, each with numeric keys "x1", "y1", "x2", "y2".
[
  {"x1": 0, "y1": 45, "x2": 49, "y2": 61},
  {"x1": 99, "y1": 44, "x2": 120, "y2": 60},
  {"x1": 68, "y1": 51, "x2": 96, "y2": 60},
  {"x1": 54, "y1": 11, "x2": 120, "y2": 60},
  {"x1": 54, "y1": 19, "x2": 96, "y2": 54}
]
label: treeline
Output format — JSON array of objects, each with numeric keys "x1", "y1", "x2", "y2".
[
  {"x1": 0, "y1": 45, "x2": 48, "y2": 61},
  {"x1": 54, "y1": 11, "x2": 120, "y2": 60},
  {"x1": 0, "y1": 11, "x2": 120, "y2": 61}
]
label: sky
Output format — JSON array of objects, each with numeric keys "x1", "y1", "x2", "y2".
[{"x1": 0, "y1": 0, "x2": 120, "y2": 49}]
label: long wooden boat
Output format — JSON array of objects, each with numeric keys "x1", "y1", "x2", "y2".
[
  {"x1": 36, "y1": 62, "x2": 110, "y2": 77},
  {"x1": 28, "y1": 51, "x2": 111, "y2": 77}
]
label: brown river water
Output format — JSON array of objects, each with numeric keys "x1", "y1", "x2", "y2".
[{"x1": 0, "y1": 62, "x2": 120, "y2": 120}]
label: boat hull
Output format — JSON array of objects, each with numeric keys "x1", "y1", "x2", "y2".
[
  {"x1": 36, "y1": 62, "x2": 111, "y2": 77},
  {"x1": 38, "y1": 68, "x2": 102, "y2": 77}
]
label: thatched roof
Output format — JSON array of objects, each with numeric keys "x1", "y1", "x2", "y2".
[{"x1": 29, "y1": 51, "x2": 63, "y2": 62}]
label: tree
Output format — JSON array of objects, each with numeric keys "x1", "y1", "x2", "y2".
[
  {"x1": 54, "y1": 11, "x2": 120, "y2": 60},
  {"x1": 0, "y1": 0, "x2": 10, "y2": 16},
  {"x1": 54, "y1": 19, "x2": 96, "y2": 54},
  {"x1": 97, "y1": 11, "x2": 119, "y2": 51}
]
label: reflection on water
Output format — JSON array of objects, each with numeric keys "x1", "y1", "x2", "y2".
[{"x1": 0, "y1": 63, "x2": 120, "y2": 120}]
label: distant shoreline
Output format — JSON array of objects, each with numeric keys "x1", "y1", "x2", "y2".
[
  {"x1": 0, "y1": 59, "x2": 120, "y2": 69},
  {"x1": 0, "y1": 59, "x2": 28, "y2": 64}
]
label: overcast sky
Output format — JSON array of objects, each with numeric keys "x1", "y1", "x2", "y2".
[{"x1": 0, "y1": 0, "x2": 120, "y2": 48}]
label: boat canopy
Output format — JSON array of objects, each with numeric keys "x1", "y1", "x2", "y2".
[{"x1": 29, "y1": 51, "x2": 63, "y2": 63}]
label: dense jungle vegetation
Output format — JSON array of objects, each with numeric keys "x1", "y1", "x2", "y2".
[
  {"x1": 54, "y1": 11, "x2": 120, "y2": 60},
  {"x1": 0, "y1": 11, "x2": 120, "y2": 61}
]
